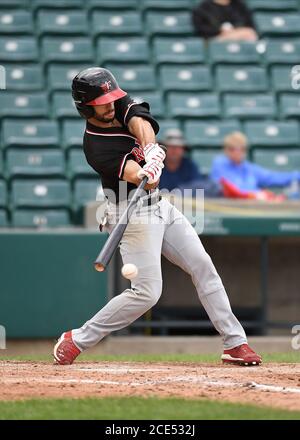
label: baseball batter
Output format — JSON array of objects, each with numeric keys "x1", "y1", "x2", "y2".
[{"x1": 54, "y1": 68, "x2": 262, "y2": 367}]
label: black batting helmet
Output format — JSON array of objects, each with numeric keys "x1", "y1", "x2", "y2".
[{"x1": 72, "y1": 67, "x2": 127, "y2": 119}]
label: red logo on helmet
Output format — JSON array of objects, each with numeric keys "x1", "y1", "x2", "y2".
[{"x1": 101, "y1": 81, "x2": 112, "y2": 94}]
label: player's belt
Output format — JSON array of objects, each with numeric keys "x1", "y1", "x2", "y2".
[
  {"x1": 112, "y1": 191, "x2": 161, "y2": 208},
  {"x1": 139, "y1": 192, "x2": 162, "y2": 207}
]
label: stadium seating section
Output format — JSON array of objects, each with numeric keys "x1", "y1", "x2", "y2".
[{"x1": 1, "y1": 0, "x2": 300, "y2": 227}]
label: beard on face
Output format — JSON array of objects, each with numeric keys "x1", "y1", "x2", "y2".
[{"x1": 94, "y1": 109, "x2": 115, "y2": 123}]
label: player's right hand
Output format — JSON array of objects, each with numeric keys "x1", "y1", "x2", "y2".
[
  {"x1": 143, "y1": 143, "x2": 166, "y2": 164},
  {"x1": 137, "y1": 160, "x2": 164, "y2": 184}
]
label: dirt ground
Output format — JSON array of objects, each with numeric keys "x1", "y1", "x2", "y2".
[{"x1": 0, "y1": 361, "x2": 300, "y2": 411}]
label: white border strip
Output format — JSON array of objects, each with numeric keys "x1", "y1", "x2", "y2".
[{"x1": 86, "y1": 129, "x2": 137, "y2": 140}]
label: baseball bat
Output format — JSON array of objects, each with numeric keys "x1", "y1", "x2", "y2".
[{"x1": 94, "y1": 176, "x2": 148, "y2": 272}]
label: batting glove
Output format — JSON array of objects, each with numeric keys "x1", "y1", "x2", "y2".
[
  {"x1": 143, "y1": 143, "x2": 166, "y2": 164},
  {"x1": 137, "y1": 160, "x2": 164, "y2": 184}
]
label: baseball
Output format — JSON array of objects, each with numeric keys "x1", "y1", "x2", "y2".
[{"x1": 121, "y1": 263, "x2": 138, "y2": 280}]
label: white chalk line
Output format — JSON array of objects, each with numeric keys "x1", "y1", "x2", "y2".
[
  {"x1": 1, "y1": 375, "x2": 300, "y2": 394},
  {"x1": 1, "y1": 363, "x2": 299, "y2": 394}
]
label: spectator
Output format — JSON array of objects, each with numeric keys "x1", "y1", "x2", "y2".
[
  {"x1": 160, "y1": 129, "x2": 221, "y2": 197},
  {"x1": 192, "y1": 0, "x2": 258, "y2": 41},
  {"x1": 211, "y1": 132, "x2": 300, "y2": 200}
]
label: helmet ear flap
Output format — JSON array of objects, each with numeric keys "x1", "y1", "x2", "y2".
[{"x1": 75, "y1": 103, "x2": 94, "y2": 119}]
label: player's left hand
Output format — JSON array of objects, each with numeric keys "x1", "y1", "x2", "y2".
[
  {"x1": 143, "y1": 143, "x2": 166, "y2": 164},
  {"x1": 137, "y1": 160, "x2": 164, "y2": 184}
]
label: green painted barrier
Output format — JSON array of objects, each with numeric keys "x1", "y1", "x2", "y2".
[
  {"x1": 203, "y1": 215, "x2": 300, "y2": 236},
  {"x1": 0, "y1": 231, "x2": 108, "y2": 338}
]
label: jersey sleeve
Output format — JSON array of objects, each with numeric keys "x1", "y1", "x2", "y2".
[
  {"x1": 84, "y1": 131, "x2": 143, "y2": 183},
  {"x1": 86, "y1": 148, "x2": 137, "y2": 181},
  {"x1": 115, "y1": 95, "x2": 160, "y2": 134}
]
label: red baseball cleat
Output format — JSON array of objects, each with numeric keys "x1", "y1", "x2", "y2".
[
  {"x1": 221, "y1": 344, "x2": 262, "y2": 366},
  {"x1": 53, "y1": 331, "x2": 81, "y2": 365}
]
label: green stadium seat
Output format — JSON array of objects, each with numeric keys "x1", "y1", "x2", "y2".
[
  {"x1": 142, "y1": 0, "x2": 192, "y2": 11},
  {"x1": 32, "y1": 0, "x2": 83, "y2": 10},
  {"x1": 160, "y1": 65, "x2": 212, "y2": 92},
  {"x1": 0, "y1": 1, "x2": 28, "y2": 7},
  {"x1": 52, "y1": 92, "x2": 79, "y2": 119},
  {"x1": 98, "y1": 37, "x2": 149, "y2": 64},
  {"x1": 244, "y1": 121, "x2": 300, "y2": 147},
  {"x1": 48, "y1": 64, "x2": 89, "y2": 91},
  {"x1": 105, "y1": 65, "x2": 156, "y2": 91},
  {"x1": 12, "y1": 209, "x2": 71, "y2": 228},
  {"x1": 264, "y1": 39, "x2": 300, "y2": 65},
  {"x1": 191, "y1": 150, "x2": 218, "y2": 176},
  {"x1": 208, "y1": 41, "x2": 260, "y2": 64},
  {"x1": 0, "y1": 37, "x2": 38, "y2": 61},
  {"x1": 6, "y1": 150, "x2": 65, "y2": 177},
  {"x1": 254, "y1": 13, "x2": 300, "y2": 37},
  {"x1": 156, "y1": 119, "x2": 181, "y2": 143},
  {"x1": 68, "y1": 150, "x2": 97, "y2": 178},
  {"x1": 0, "y1": 152, "x2": 3, "y2": 176},
  {"x1": 37, "y1": 10, "x2": 88, "y2": 36},
  {"x1": 87, "y1": 0, "x2": 138, "y2": 10},
  {"x1": 216, "y1": 66, "x2": 268, "y2": 92},
  {"x1": 153, "y1": 37, "x2": 205, "y2": 64},
  {"x1": 62, "y1": 120, "x2": 85, "y2": 149},
  {"x1": 73, "y1": 179, "x2": 103, "y2": 210},
  {"x1": 247, "y1": 0, "x2": 298, "y2": 11},
  {"x1": 92, "y1": 11, "x2": 142, "y2": 36},
  {"x1": 11, "y1": 179, "x2": 71, "y2": 208},
  {"x1": 131, "y1": 91, "x2": 164, "y2": 118},
  {"x1": 271, "y1": 66, "x2": 299, "y2": 93},
  {"x1": 0, "y1": 10, "x2": 33, "y2": 34},
  {"x1": 42, "y1": 37, "x2": 93, "y2": 63},
  {"x1": 0, "y1": 180, "x2": 7, "y2": 206},
  {"x1": 279, "y1": 93, "x2": 300, "y2": 118},
  {"x1": 253, "y1": 149, "x2": 300, "y2": 172},
  {"x1": 146, "y1": 11, "x2": 193, "y2": 36},
  {"x1": 0, "y1": 209, "x2": 8, "y2": 227},
  {"x1": 223, "y1": 94, "x2": 276, "y2": 119},
  {"x1": 5, "y1": 65, "x2": 43, "y2": 91},
  {"x1": 184, "y1": 120, "x2": 241, "y2": 148},
  {"x1": 0, "y1": 92, "x2": 48, "y2": 118},
  {"x1": 2, "y1": 119, "x2": 59, "y2": 149},
  {"x1": 167, "y1": 92, "x2": 220, "y2": 119}
]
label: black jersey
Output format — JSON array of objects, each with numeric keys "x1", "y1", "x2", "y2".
[{"x1": 83, "y1": 95, "x2": 159, "y2": 203}]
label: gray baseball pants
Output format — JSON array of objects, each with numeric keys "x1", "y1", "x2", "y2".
[{"x1": 72, "y1": 196, "x2": 247, "y2": 351}]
